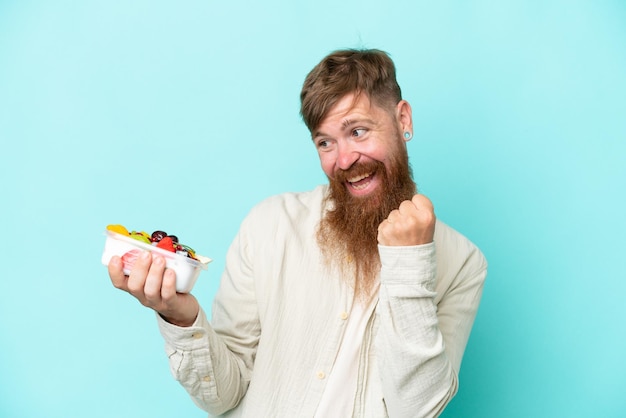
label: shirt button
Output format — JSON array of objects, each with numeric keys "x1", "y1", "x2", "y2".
[
  {"x1": 191, "y1": 332, "x2": 203, "y2": 339},
  {"x1": 317, "y1": 371, "x2": 326, "y2": 379},
  {"x1": 340, "y1": 312, "x2": 348, "y2": 320},
  {"x1": 202, "y1": 375, "x2": 211, "y2": 382}
]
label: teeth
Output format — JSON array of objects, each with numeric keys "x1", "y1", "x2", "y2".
[
  {"x1": 348, "y1": 173, "x2": 371, "y2": 183},
  {"x1": 351, "y1": 182, "x2": 369, "y2": 190}
]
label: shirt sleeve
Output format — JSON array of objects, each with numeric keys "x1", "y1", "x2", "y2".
[
  {"x1": 376, "y1": 230, "x2": 487, "y2": 418},
  {"x1": 156, "y1": 221, "x2": 261, "y2": 416}
]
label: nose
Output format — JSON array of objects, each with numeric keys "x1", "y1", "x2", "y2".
[{"x1": 336, "y1": 141, "x2": 360, "y2": 171}]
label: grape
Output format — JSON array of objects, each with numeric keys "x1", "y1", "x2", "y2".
[{"x1": 151, "y1": 230, "x2": 168, "y2": 242}]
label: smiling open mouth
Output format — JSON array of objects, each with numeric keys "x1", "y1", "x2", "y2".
[{"x1": 347, "y1": 172, "x2": 373, "y2": 190}]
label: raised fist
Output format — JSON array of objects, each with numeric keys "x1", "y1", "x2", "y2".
[{"x1": 377, "y1": 194, "x2": 436, "y2": 246}]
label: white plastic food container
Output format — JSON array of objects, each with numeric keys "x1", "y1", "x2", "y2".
[{"x1": 101, "y1": 230, "x2": 211, "y2": 293}]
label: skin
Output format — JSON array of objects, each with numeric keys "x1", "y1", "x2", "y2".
[
  {"x1": 109, "y1": 92, "x2": 436, "y2": 327},
  {"x1": 313, "y1": 93, "x2": 436, "y2": 246},
  {"x1": 313, "y1": 93, "x2": 412, "y2": 197},
  {"x1": 109, "y1": 251, "x2": 199, "y2": 326}
]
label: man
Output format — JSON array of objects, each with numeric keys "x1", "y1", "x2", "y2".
[{"x1": 109, "y1": 49, "x2": 487, "y2": 417}]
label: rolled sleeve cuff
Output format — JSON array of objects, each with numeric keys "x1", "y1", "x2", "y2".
[
  {"x1": 156, "y1": 308, "x2": 212, "y2": 350},
  {"x1": 378, "y1": 242, "x2": 436, "y2": 289}
]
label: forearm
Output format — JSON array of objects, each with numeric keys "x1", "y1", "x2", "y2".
[
  {"x1": 157, "y1": 308, "x2": 250, "y2": 416},
  {"x1": 376, "y1": 243, "x2": 456, "y2": 418}
]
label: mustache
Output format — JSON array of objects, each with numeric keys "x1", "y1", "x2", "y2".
[{"x1": 332, "y1": 160, "x2": 383, "y2": 183}]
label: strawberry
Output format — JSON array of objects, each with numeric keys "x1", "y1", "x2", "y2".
[{"x1": 156, "y1": 236, "x2": 176, "y2": 252}]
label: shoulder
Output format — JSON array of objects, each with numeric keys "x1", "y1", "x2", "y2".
[
  {"x1": 239, "y1": 185, "x2": 328, "y2": 234},
  {"x1": 247, "y1": 185, "x2": 327, "y2": 219},
  {"x1": 435, "y1": 221, "x2": 485, "y2": 261},
  {"x1": 433, "y1": 220, "x2": 488, "y2": 286}
]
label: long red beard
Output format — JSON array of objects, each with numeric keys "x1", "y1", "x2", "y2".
[{"x1": 317, "y1": 142, "x2": 416, "y2": 298}]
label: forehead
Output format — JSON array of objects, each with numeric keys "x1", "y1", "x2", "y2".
[
  {"x1": 315, "y1": 93, "x2": 389, "y2": 132},
  {"x1": 328, "y1": 93, "x2": 372, "y2": 118}
]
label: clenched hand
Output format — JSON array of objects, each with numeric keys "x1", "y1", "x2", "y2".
[{"x1": 377, "y1": 194, "x2": 436, "y2": 246}]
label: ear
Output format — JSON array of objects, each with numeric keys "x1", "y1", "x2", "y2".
[{"x1": 396, "y1": 100, "x2": 413, "y2": 141}]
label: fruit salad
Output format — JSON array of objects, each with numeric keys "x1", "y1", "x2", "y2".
[
  {"x1": 101, "y1": 224, "x2": 211, "y2": 293},
  {"x1": 106, "y1": 224, "x2": 203, "y2": 261}
]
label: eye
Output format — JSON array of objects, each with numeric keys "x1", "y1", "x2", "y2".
[
  {"x1": 352, "y1": 128, "x2": 367, "y2": 138},
  {"x1": 316, "y1": 139, "x2": 331, "y2": 150}
]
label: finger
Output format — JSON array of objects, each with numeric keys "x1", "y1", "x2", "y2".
[
  {"x1": 160, "y1": 268, "x2": 178, "y2": 302},
  {"x1": 108, "y1": 256, "x2": 128, "y2": 290},
  {"x1": 143, "y1": 254, "x2": 167, "y2": 304},
  {"x1": 412, "y1": 194, "x2": 434, "y2": 211},
  {"x1": 398, "y1": 199, "x2": 418, "y2": 216},
  {"x1": 126, "y1": 251, "x2": 152, "y2": 296},
  {"x1": 410, "y1": 195, "x2": 436, "y2": 226},
  {"x1": 386, "y1": 208, "x2": 400, "y2": 223}
]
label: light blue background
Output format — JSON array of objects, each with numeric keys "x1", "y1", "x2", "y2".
[{"x1": 1, "y1": 1, "x2": 625, "y2": 417}]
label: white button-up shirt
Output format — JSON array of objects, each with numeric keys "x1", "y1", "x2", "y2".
[{"x1": 157, "y1": 185, "x2": 487, "y2": 417}]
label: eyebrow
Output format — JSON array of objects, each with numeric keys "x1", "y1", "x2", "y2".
[
  {"x1": 341, "y1": 118, "x2": 356, "y2": 129},
  {"x1": 342, "y1": 117, "x2": 375, "y2": 129},
  {"x1": 313, "y1": 117, "x2": 376, "y2": 139}
]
